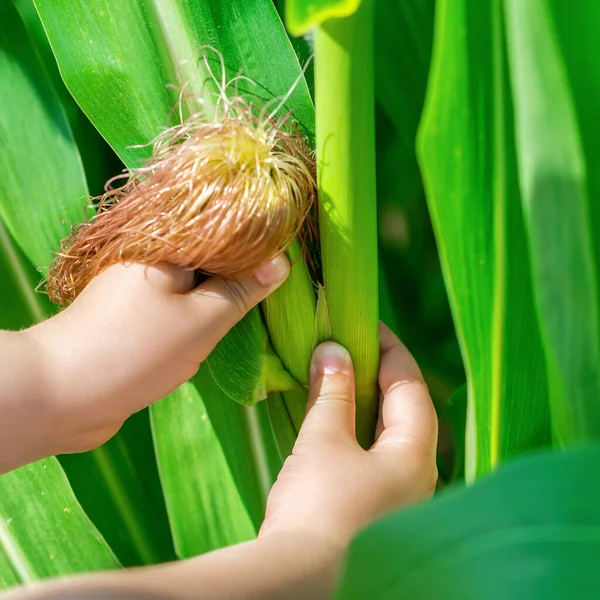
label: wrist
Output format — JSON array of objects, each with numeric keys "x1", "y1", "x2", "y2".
[
  {"x1": 253, "y1": 529, "x2": 346, "y2": 598},
  {"x1": 257, "y1": 528, "x2": 345, "y2": 558},
  {"x1": 24, "y1": 324, "x2": 119, "y2": 456},
  {"x1": 18, "y1": 328, "x2": 74, "y2": 455},
  {"x1": 0, "y1": 330, "x2": 60, "y2": 471}
]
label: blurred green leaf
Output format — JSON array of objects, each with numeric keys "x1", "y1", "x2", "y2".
[
  {"x1": 417, "y1": 0, "x2": 551, "y2": 479},
  {"x1": 0, "y1": 460, "x2": 119, "y2": 590},
  {"x1": 336, "y1": 444, "x2": 600, "y2": 599},
  {"x1": 373, "y1": 0, "x2": 460, "y2": 404},
  {"x1": 0, "y1": 1, "x2": 87, "y2": 270},
  {"x1": 504, "y1": 0, "x2": 600, "y2": 444},
  {"x1": 375, "y1": 0, "x2": 434, "y2": 160},
  {"x1": 545, "y1": 0, "x2": 600, "y2": 279}
]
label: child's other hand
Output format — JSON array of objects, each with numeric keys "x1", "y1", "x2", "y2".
[
  {"x1": 0, "y1": 321, "x2": 437, "y2": 599},
  {"x1": 260, "y1": 323, "x2": 438, "y2": 551},
  {"x1": 26, "y1": 257, "x2": 289, "y2": 456}
]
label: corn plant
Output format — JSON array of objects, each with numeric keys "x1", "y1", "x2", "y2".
[{"x1": 1, "y1": 0, "x2": 600, "y2": 596}]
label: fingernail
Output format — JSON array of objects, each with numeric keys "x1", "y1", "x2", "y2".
[
  {"x1": 310, "y1": 342, "x2": 352, "y2": 378},
  {"x1": 254, "y1": 255, "x2": 290, "y2": 286}
]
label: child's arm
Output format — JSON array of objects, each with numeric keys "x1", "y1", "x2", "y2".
[
  {"x1": 0, "y1": 257, "x2": 289, "y2": 474},
  {"x1": 3, "y1": 324, "x2": 438, "y2": 600}
]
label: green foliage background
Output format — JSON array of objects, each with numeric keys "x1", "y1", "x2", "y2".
[{"x1": 2, "y1": 0, "x2": 600, "y2": 596}]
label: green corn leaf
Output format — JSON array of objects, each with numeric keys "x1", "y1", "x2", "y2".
[
  {"x1": 278, "y1": 389, "x2": 306, "y2": 433},
  {"x1": 314, "y1": 0, "x2": 380, "y2": 447},
  {"x1": 0, "y1": 548, "x2": 18, "y2": 589},
  {"x1": 12, "y1": 0, "x2": 117, "y2": 198},
  {"x1": 0, "y1": 2, "x2": 87, "y2": 271},
  {"x1": 206, "y1": 309, "x2": 299, "y2": 407},
  {"x1": 0, "y1": 460, "x2": 119, "y2": 589},
  {"x1": 417, "y1": 0, "x2": 551, "y2": 479},
  {"x1": 272, "y1": 0, "x2": 315, "y2": 95},
  {"x1": 33, "y1": 1, "x2": 171, "y2": 168},
  {"x1": 206, "y1": 312, "x2": 270, "y2": 407},
  {"x1": 0, "y1": 220, "x2": 50, "y2": 329},
  {"x1": 249, "y1": 402, "x2": 285, "y2": 491},
  {"x1": 34, "y1": 0, "x2": 314, "y2": 165},
  {"x1": 150, "y1": 375, "x2": 256, "y2": 557},
  {"x1": 58, "y1": 412, "x2": 176, "y2": 567},
  {"x1": 336, "y1": 444, "x2": 600, "y2": 599},
  {"x1": 286, "y1": 0, "x2": 361, "y2": 36},
  {"x1": 0, "y1": 215, "x2": 120, "y2": 583},
  {"x1": 266, "y1": 393, "x2": 298, "y2": 461},
  {"x1": 504, "y1": 0, "x2": 600, "y2": 444},
  {"x1": 443, "y1": 384, "x2": 467, "y2": 482},
  {"x1": 0, "y1": 237, "x2": 173, "y2": 569},
  {"x1": 545, "y1": 1, "x2": 600, "y2": 288},
  {"x1": 200, "y1": 376, "x2": 281, "y2": 528},
  {"x1": 0, "y1": 2, "x2": 174, "y2": 568}
]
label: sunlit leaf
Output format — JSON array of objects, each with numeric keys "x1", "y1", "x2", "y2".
[
  {"x1": 34, "y1": 0, "x2": 313, "y2": 166},
  {"x1": 504, "y1": 0, "x2": 600, "y2": 444},
  {"x1": 151, "y1": 376, "x2": 256, "y2": 557},
  {"x1": 417, "y1": 0, "x2": 551, "y2": 479},
  {"x1": 0, "y1": 2, "x2": 86, "y2": 270},
  {"x1": 0, "y1": 460, "x2": 119, "y2": 590}
]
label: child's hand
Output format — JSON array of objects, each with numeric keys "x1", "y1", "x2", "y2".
[
  {"x1": 1, "y1": 257, "x2": 289, "y2": 472},
  {"x1": 1, "y1": 323, "x2": 437, "y2": 600},
  {"x1": 260, "y1": 323, "x2": 438, "y2": 550}
]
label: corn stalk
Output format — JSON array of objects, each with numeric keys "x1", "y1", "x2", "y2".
[{"x1": 313, "y1": 0, "x2": 380, "y2": 446}]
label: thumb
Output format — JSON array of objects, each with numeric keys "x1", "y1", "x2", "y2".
[
  {"x1": 297, "y1": 342, "x2": 357, "y2": 445},
  {"x1": 183, "y1": 254, "x2": 290, "y2": 350},
  {"x1": 28, "y1": 256, "x2": 290, "y2": 431}
]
